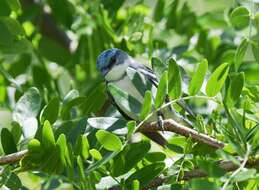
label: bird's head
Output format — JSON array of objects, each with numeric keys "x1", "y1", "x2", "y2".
[{"x1": 96, "y1": 48, "x2": 131, "y2": 77}]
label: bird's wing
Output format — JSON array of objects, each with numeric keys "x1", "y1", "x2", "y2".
[{"x1": 131, "y1": 62, "x2": 195, "y2": 118}]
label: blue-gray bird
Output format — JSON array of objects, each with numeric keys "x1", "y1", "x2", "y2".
[{"x1": 96, "y1": 48, "x2": 192, "y2": 146}]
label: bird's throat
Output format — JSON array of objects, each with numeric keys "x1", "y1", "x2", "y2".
[{"x1": 105, "y1": 62, "x2": 129, "y2": 82}]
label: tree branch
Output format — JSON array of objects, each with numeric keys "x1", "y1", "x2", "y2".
[
  {"x1": 21, "y1": 0, "x2": 72, "y2": 52},
  {"x1": 0, "y1": 150, "x2": 28, "y2": 165},
  {"x1": 138, "y1": 119, "x2": 225, "y2": 149},
  {"x1": 143, "y1": 155, "x2": 259, "y2": 189}
]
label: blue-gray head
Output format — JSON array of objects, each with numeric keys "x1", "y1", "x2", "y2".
[{"x1": 96, "y1": 48, "x2": 130, "y2": 76}]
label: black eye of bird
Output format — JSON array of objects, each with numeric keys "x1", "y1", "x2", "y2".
[{"x1": 108, "y1": 56, "x2": 116, "y2": 69}]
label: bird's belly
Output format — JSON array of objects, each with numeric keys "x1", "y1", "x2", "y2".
[{"x1": 113, "y1": 76, "x2": 144, "y2": 102}]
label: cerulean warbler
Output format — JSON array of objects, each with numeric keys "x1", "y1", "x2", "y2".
[{"x1": 96, "y1": 48, "x2": 191, "y2": 145}]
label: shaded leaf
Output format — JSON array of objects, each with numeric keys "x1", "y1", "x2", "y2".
[
  {"x1": 168, "y1": 58, "x2": 181, "y2": 99},
  {"x1": 151, "y1": 57, "x2": 167, "y2": 80},
  {"x1": 1, "y1": 128, "x2": 17, "y2": 154},
  {"x1": 235, "y1": 38, "x2": 248, "y2": 71},
  {"x1": 125, "y1": 162, "x2": 165, "y2": 187},
  {"x1": 224, "y1": 72, "x2": 244, "y2": 107}
]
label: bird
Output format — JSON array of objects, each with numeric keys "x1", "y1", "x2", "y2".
[{"x1": 96, "y1": 48, "x2": 192, "y2": 146}]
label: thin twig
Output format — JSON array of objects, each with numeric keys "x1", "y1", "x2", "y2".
[
  {"x1": 138, "y1": 119, "x2": 225, "y2": 149},
  {"x1": 143, "y1": 154, "x2": 259, "y2": 190},
  {"x1": 0, "y1": 150, "x2": 28, "y2": 165}
]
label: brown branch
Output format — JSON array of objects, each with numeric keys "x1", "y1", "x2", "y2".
[
  {"x1": 0, "y1": 150, "x2": 28, "y2": 165},
  {"x1": 138, "y1": 119, "x2": 225, "y2": 149},
  {"x1": 143, "y1": 156, "x2": 259, "y2": 189},
  {"x1": 21, "y1": 0, "x2": 72, "y2": 52}
]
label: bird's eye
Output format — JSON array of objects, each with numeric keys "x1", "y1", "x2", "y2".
[{"x1": 109, "y1": 56, "x2": 116, "y2": 65}]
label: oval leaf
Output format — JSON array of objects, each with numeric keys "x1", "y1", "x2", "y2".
[
  {"x1": 230, "y1": 6, "x2": 250, "y2": 30},
  {"x1": 155, "y1": 71, "x2": 168, "y2": 108},
  {"x1": 188, "y1": 59, "x2": 208, "y2": 95},
  {"x1": 42, "y1": 120, "x2": 55, "y2": 151},
  {"x1": 206, "y1": 63, "x2": 229, "y2": 97},
  {"x1": 235, "y1": 38, "x2": 248, "y2": 71},
  {"x1": 40, "y1": 97, "x2": 60, "y2": 124},
  {"x1": 96, "y1": 130, "x2": 122, "y2": 151},
  {"x1": 168, "y1": 58, "x2": 181, "y2": 99},
  {"x1": 140, "y1": 91, "x2": 152, "y2": 120},
  {"x1": 224, "y1": 72, "x2": 245, "y2": 107},
  {"x1": 1, "y1": 128, "x2": 17, "y2": 154},
  {"x1": 151, "y1": 57, "x2": 167, "y2": 80}
]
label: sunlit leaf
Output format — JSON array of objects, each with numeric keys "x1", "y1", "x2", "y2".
[
  {"x1": 155, "y1": 71, "x2": 168, "y2": 108},
  {"x1": 206, "y1": 63, "x2": 229, "y2": 96},
  {"x1": 140, "y1": 91, "x2": 152, "y2": 120},
  {"x1": 96, "y1": 130, "x2": 122, "y2": 151},
  {"x1": 188, "y1": 59, "x2": 208, "y2": 95},
  {"x1": 230, "y1": 6, "x2": 250, "y2": 30}
]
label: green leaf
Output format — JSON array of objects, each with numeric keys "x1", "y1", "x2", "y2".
[
  {"x1": 132, "y1": 180, "x2": 140, "y2": 190},
  {"x1": 230, "y1": 6, "x2": 250, "y2": 30},
  {"x1": 140, "y1": 91, "x2": 152, "y2": 120},
  {"x1": 42, "y1": 120, "x2": 55, "y2": 151},
  {"x1": 96, "y1": 130, "x2": 122, "y2": 152},
  {"x1": 88, "y1": 117, "x2": 127, "y2": 135},
  {"x1": 168, "y1": 58, "x2": 181, "y2": 99},
  {"x1": 108, "y1": 83, "x2": 142, "y2": 120},
  {"x1": 206, "y1": 62, "x2": 229, "y2": 96},
  {"x1": 75, "y1": 135, "x2": 89, "y2": 160},
  {"x1": 28, "y1": 139, "x2": 42, "y2": 153},
  {"x1": 86, "y1": 151, "x2": 118, "y2": 175},
  {"x1": 151, "y1": 57, "x2": 167, "y2": 80},
  {"x1": 56, "y1": 134, "x2": 68, "y2": 171},
  {"x1": 189, "y1": 179, "x2": 220, "y2": 190},
  {"x1": 10, "y1": 122, "x2": 22, "y2": 144},
  {"x1": 13, "y1": 87, "x2": 41, "y2": 138},
  {"x1": 5, "y1": 0, "x2": 21, "y2": 12},
  {"x1": 155, "y1": 71, "x2": 168, "y2": 108},
  {"x1": 153, "y1": 0, "x2": 165, "y2": 22},
  {"x1": 125, "y1": 162, "x2": 165, "y2": 187},
  {"x1": 40, "y1": 97, "x2": 60, "y2": 124},
  {"x1": 235, "y1": 38, "x2": 249, "y2": 71},
  {"x1": 224, "y1": 72, "x2": 244, "y2": 107},
  {"x1": 145, "y1": 152, "x2": 166, "y2": 162},
  {"x1": 5, "y1": 173, "x2": 22, "y2": 190},
  {"x1": 39, "y1": 36, "x2": 71, "y2": 65},
  {"x1": 0, "y1": 63, "x2": 22, "y2": 91},
  {"x1": 127, "y1": 121, "x2": 136, "y2": 139},
  {"x1": 188, "y1": 59, "x2": 208, "y2": 95},
  {"x1": 1, "y1": 128, "x2": 17, "y2": 154},
  {"x1": 254, "y1": 14, "x2": 259, "y2": 29},
  {"x1": 61, "y1": 94, "x2": 86, "y2": 120},
  {"x1": 111, "y1": 141, "x2": 151, "y2": 177},
  {"x1": 196, "y1": 159, "x2": 226, "y2": 178},
  {"x1": 251, "y1": 39, "x2": 259, "y2": 63},
  {"x1": 89, "y1": 149, "x2": 102, "y2": 160},
  {"x1": 232, "y1": 169, "x2": 256, "y2": 182}
]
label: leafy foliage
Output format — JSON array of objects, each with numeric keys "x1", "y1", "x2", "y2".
[{"x1": 0, "y1": 0, "x2": 258, "y2": 189}]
